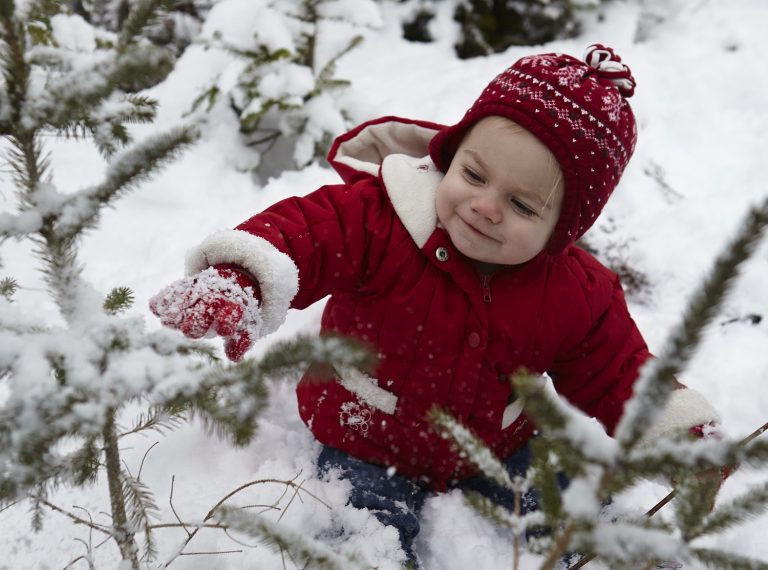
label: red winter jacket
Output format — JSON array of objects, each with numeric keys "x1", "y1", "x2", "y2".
[{"x1": 185, "y1": 117, "x2": 719, "y2": 489}]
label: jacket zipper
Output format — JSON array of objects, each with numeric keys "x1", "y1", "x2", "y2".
[{"x1": 480, "y1": 273, "x2": 492, "y2": 303}]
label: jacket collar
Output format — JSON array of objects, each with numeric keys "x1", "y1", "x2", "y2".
[
  {"x1": 328, "y1": 117, "x2": 446, "y2": 248},
  {"x1": 381, "y1": 153, "x2": 442, "y2": 248}
]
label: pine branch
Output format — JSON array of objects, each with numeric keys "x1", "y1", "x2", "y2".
[
  {"x1": 310, "y1": 35, "x2": 361, "y2": 98},
  {"x1": 117, "y1": 0, "x2": 174, "y2": 51},
  {"x1": 674, "y1": 470, "x2": 724, "y2": 540},
  {"x1": 0, "y1": 210, "x2": 45, "y2": 238},
  {"x1": 120, "y1": 470, "x2": 160, "y2": 561},
  {"x1": 512, "y1": 372, "x2": 618, "y2": 469},
  {"x1": 118, "y1": 409, "x2": 185, "y2": 439},
  {"x1": 55, "y1": 126, "x2": 198, "y2": 241},
  {"x1": 429, "y1": 407, "x2": 512, "y2": 488},
  {"x1": 109, "y1": 42, "x2": 176, "y2": 93},
  {"x1": 30, "y1": 51, "x2": 170, "y2": 139},
  {"x1": 33, "y1": 495, "x2": 114, "y2": 536},
  {"x1": 464, "y1": 490, "x2": 516, "y2": 528},
  {"x1": 30, "y1": 486, "x2": 46, "y2": 531},
  {"x1": 695, "y1": 481, "x2": 768, "y2": 539},
  {"x1": 216, "y1": 506, "x2": 367, "y2": 570},
  {"x1": 0, "y1": 277, "x2": 18, "y2": 300},
  {"x1": 191, "y1": 376, "x2": 268, "y2": 447},
  {"x1": 690, "y1": 547, "x2": 768, "y2": 570},
  {"x1": 255, "y1": 334, "x2": 375, "y2": 381},
  {"x1": 572, "y1": 520, "x2": 686, "y2": 569},
  {"x1": 625, "y1": 437, "x2": 734, "y2": 479},
  {"x1": 529, "y1": 437, "x2": 565, "y2": 525},
  {"x1": 103, "y1": 286, "x2": 135, "y2": 314},
  {"x1": 617, "y1": 198, "x2": 768, "y2": 449},
  {"x1": 0, "y1": 0, "x2": 14, "y2": 20},
  {"x1": 23, "y1": 0, "x2": 60, "y2": 25},
  {"x1": 464, "y1": 489, "x2": 546, "y2": 537},
  {"x1": 70, "y1": 438, "x2": 101, "y2": 486},
  {"x1": 103, "y1": 410, "x2": 141, "y2": 568}
]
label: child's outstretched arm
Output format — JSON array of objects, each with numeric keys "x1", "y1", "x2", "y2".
[{"x1": 150, "y1": 179, "x2": 395, "y2": 360}]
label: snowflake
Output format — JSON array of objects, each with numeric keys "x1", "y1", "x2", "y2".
[{"x1": 339, "y1": 401, "x2": 373, "y2": 436}]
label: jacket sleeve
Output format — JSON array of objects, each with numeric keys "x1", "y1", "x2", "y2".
[
  {"x1": 547, "y1": 251, "x2": 719, "y2": 438},
  {"x1": 185, "y1": 179, "x2": 396, "y2": 336}
]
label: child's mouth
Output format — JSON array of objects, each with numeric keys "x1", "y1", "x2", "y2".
[{"x1": 462, "y1": 218, "x2": 497, "y2": 242}]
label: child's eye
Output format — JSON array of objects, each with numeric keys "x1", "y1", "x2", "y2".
[
  {"x1": 509, "y1": 197, "x2": 537, "y2": 218},
  {"x1": 462, "y1": 166, "x2": 484, "y2": 184}
]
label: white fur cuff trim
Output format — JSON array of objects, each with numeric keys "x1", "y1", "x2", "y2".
[
  {"x1": 637, "y1": 388, "x2": 721, "y2": 447},
  {"x1": 185, "y1": 229, "x2": 299, "y2": 337}
]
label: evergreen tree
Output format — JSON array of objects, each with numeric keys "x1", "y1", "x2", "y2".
[
  {"x1": 70, "y1": 0, "x2": 218, "y2": 53},
  {"x1": 453, "y1": 0, "x2": 582, "y2": 59},
  {"x1": 189, "y1": 0, "x2": 381, "y2": 179},
  {"x1": 0, "y1": 1, "x2": 373, "y2": 566},
  {"x1": 432, "y1": 198, "x2": 768, "y2": 568},
  {"x1": 394, "y1": 0, "x2": 588, "y2": 59}
]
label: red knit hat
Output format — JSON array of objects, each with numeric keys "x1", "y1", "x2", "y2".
[{"x1": 429, "y1": 44, "x2": 638, "y2": 253}]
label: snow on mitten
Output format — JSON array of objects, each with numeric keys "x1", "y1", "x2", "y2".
[
  {"x1": 149, "y1": 264, "x2": 262, "y2": 361},
  {"x1": 691, "y1": 422, "x2": 734, "y2": 481}
]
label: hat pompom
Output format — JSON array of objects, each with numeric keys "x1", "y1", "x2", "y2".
[{"x1": 583, "y1": 43, "x2": 636, "y2": 97}]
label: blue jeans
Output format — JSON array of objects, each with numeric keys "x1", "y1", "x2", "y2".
[{"x1": 317, "y1": 444, "x2": 567, "y2": 565}]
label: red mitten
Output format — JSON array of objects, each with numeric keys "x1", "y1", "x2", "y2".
[
  {"x1": 149, "y1": 264, "x2": 262, "y2": 361},
  {"x1": 690, "y1": 423, "x2": 734, "y2": 481}
]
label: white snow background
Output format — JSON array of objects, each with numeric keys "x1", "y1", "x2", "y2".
[{"x1": 2, "y1": 0, "x2": 768, "y2": 568}]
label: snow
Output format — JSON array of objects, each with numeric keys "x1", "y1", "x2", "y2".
[{"x1": 2, "y1": 0, "x2": 768, "y2": 568}]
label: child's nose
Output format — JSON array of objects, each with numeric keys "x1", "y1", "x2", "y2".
[{"x1": 471, "y1": 194, "x2": 502, "y2": 224}]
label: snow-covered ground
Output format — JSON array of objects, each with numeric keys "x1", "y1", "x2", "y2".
[{"x1": 2, "y1": 0, "x2": 768, "y2": 568}]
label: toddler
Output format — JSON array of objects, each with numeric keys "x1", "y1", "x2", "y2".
[{"x1": 150, "y1": 44, "x2": 720, "y2": 567}]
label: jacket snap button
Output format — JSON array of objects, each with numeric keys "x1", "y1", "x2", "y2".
[
  {"x1": 467, "y1": 332, "x2": 481, "y2": 348},
  {"x1": 435, "y1": 247, "x2": 449, "y2": 262}
]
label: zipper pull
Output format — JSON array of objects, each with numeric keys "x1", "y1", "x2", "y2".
[{"x1": 481, "y1": 274, "x2": 492, "y2": 303}]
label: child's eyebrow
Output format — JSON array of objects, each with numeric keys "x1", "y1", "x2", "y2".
[
  {"x1": 462, "y1": 149, "x2": 490, "y2": 172},
  {"x1": 461, "y1": 148, "x2": 548, "y2": 209}
]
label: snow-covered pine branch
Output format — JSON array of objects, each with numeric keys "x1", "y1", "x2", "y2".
[
  {"x1": 429, "y1": 406, "x2": 513, "y2": 489},
  {"x1": 617, "y1": 197, "x2": 768, "y2": 450},
  {"x1": 189, "y1": 0, "x2": 380, "y2": 178},
  {"x1": 217, "y1": 505, "x2": 369, "y2": 570}
]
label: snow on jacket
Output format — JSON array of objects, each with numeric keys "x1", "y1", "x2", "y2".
[{"x1": 186, "y1": 117, "x2": 720, "y2": 489}]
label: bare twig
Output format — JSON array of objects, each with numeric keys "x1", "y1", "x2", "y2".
[
  {"x1": 178, "y1": 549, "x2": 243, "y2": 556},
  {"x1": 0, "y1": 498, "x2": 23, "y2": 514},
  {"x1": 158, "y1": 473, "x2": 330, "y2": 568},
  {"x1": 62, "y1": 506, "x2": 112, "y2": 570},
  {"x1": 32, "y1": 497, "x2": 113, "y2": 536},
  {"x1": 150, "y1": 522, "x2": 228, "y2": 530},
  {"x1": 539, "y1": 524, "x2": 575, "y2": 570},
  {"x1": 168, "y1": 475, "x2": 191, "y2": 537},
  {"x1": 138, "y1": 441, "x2": 159, "y2": 480},
  {"x1": 277, "y1": 478, "x2": 306, "y2": 523}
]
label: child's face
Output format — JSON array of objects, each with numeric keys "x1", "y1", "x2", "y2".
[{"x1": 435, "y1": 117, "x2": 564, "y2": 265}]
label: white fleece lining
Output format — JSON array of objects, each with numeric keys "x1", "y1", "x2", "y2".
[
  {"x1": 638, "y1": 388, "x2": 721, "y2": 447},
  {"x1": 337, "y1": 366, "x2": 398, "y2": 414},
  {"x1": 501, "y1": 375, "x2": 547, "y2": 429},
  {"x1": 334, "y1": 121, "x2": 438, "y2": 177},
  {"x1": 381, "y1": 154, "x2": 442, "y2": 248},
  {"x1": 502, "y1": 399, "x2": 524, "y2": 429},
  {"x1": 185, "y1": 229, "x2": 299, "y2": 337}
]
